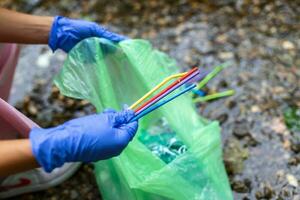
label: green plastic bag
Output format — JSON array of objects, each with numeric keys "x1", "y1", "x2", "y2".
[{"x1": 54, "y1": 38, "x2": 233, "y2": 200}]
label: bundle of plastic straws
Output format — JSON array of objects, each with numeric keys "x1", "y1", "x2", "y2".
[{"x1": 129, "y1": 63, "x2": 234, "y2": 122}]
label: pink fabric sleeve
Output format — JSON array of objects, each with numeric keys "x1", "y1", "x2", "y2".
[
  {"x1": 0, "y1": 44, "x2": 19, "y2": 102},
  {"x1": 0, "y1": 98, "x2": 39, "y2": 139},
  {"x1": 0, "y1": 44, "x2": 39, "y2": 139}
]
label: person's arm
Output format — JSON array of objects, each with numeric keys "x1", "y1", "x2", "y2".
[
  {"x1": 0, "y1": 139, "x2": 39, "y2": 176},
  {"x1": 0, "y1": 109, "x2": 138, "y2": 176},
  {"x1": 0, "y1": 8, "x2": 126, "y2": 52},
  {"x1": 0, "y1": 8, "x2": 53, "y2": 44}
]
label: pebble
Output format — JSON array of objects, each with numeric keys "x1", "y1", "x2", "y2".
[
  {"x1": 255, "y1": 183, "x2": 274, "y2": 199},
  {"x1": 233, "y1": 119, "x2": 250, "y2": 138},
  {"x1": 270, "y1": 118, "x2": 287, "y2": 134},
  {"x1": 218, "y1": 51, "x2": 234, "y2": 59},
  {"x1": 231, "y1": 178, "x2": 251, "y2": 193},
  {"x1": 282, "y1": 40, "x2": 295, "y2": 50},
  {"x1": 70, "y1": 190, "x2": 79, "y2": 199},
  {"x1": 216, "y1": 113, "x2": 228, "y2": 124},
  {"x1": 215, "y1": 34, "x2": 228, "y2": 44},
  {"x1": 283, "y1": 139, "x2": 291, "y2": 150},
  {"x1": 288, "y1": 156, "x2": 300, "y2": 166},
  {"x1": 232, "y1": 180, "x2": 248, "y2": 193},
  {"x1": 223, "y1": 138, "x2": 249, "y2": 175},
  {"x1": 286, "y1": 174, "x2": 298, "y2": 187},
  {"x1": 250, "y1": 105, "x2": 260, "y2": 113},
  {"x1": 36, "y1": 51, "x2": 52, "y2": 68},
  {"x1": 291, "y1": 138, "x2": 300, "y2": 154}
]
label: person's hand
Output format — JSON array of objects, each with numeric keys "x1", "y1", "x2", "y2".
[
  {"x1": 30, "y1": 109, "x2": 138, "y2": 172},
  {"x1": 48, "y1": 16, "x2": 127, "y2": 52}
]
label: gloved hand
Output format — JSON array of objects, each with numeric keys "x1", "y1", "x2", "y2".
[
  {"x1": 30, "y1": 109, "x2": 138, "y2": 172},
  {"x1": 48, "y1": 16, "x2": 127, "y2": 52}
]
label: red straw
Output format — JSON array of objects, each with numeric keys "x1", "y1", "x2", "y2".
[{"x1": 134, "y1": 67, "x2": 198, "y2": 113}]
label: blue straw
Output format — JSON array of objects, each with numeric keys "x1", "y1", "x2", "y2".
[
  {"x1": 130, "y1": 84, "x2": 196, "y2": 122},
  {"x1": 192, "y1": 89, "x2": 206, "y2": 97}
]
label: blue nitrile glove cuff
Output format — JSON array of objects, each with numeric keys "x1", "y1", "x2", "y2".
[
  {"x1": 48, "y1": 16, "x2": 60, "y2": 52},
  {"x1": 30, "y1": 126, "x2": 67, "y2": 173},
  {"x1": 30, "y1": 109, "x2": 138, "y2": 173},
  {"x1": 48, "y1": 16, "x2": 127, "y2": 52}
]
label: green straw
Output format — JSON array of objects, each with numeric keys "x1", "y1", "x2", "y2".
[
  {"x1": 193, "y1": 90, "x2": 235, "y2": 103},
  {"x1": 196, "y1": 62, "x2": 230, "y2": 90}
]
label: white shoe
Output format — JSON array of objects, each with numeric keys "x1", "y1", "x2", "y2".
[{"x1": 0, "y1": 163, "x2": 81, "y2": 199}]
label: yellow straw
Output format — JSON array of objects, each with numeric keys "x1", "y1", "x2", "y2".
[{"x1": 129, "y1": 72, "x2": 187, "y2": 109}]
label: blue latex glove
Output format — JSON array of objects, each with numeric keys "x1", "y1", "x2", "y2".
[
  {"x1": 30, "y1": 109, "x2": 138, "y2": 172},
  {"x1": 48, "y1": 16, "x2": 127, "y2": 52}
]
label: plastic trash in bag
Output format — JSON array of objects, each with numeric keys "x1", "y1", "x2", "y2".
[
  {"x1": 138, "y1": 117, "x2": 188, "y2": 164},
  {"x1": 54, "y1": 38, "x2": 233, "y2": 200}
]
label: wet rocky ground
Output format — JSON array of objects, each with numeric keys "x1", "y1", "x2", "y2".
[{"x1": 1, "y1": 0, "x2": 300, "y2": 199}]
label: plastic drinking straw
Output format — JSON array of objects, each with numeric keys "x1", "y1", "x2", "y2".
[
  {"x1": 191, "y1": 89, "x2": 206, "y2": 97},
  {"x1": 193, "y1": 90, "x2": 235, "y2": 103},
  {"x1": 186, "y1": 70, "x2": 210, "y2": 97},
  {"x1": 135, "y1": 67, "x2": 198, "y2": 113},
  {"x1": 135, "y1": 69, "x2": 199, "y2": 115},
  {"x1": 186, "y1": 69, "x2": 210, "y2": 85},
  {"x1": 197, "y1": 62, "x2": 229, "y2": 90},
  {"x1": 130, "y1": 84, "x2": 196, "y2": 122},
  {"x1": 129, "y1": 72, "x2": 187, "y2": 110},
  {"x1": 135, "y1": 70, "x2": 199, "y2": 115}
]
